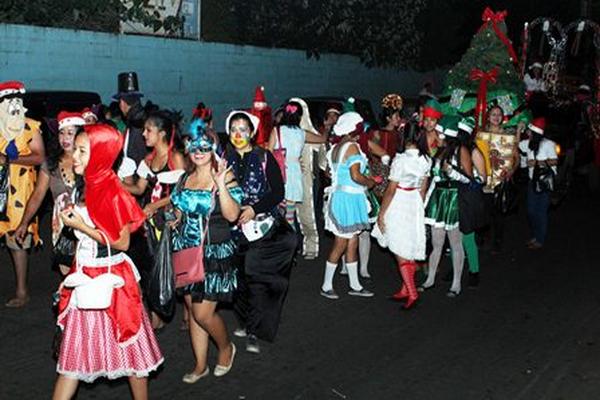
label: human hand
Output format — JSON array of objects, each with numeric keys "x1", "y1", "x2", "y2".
[
  {"x1": 60, "y1": 208, "x2": 85, "y2": 230},
  {"x1": 0, "y1": 153, "x2": 6, "y2": 165},
  {"x1": 15, "y1": 223, "x2": 28, "y2": 244},
  {"x1": 211, "y1": 158, "x2": 231, "y2": 188},
  {"x1": 239, "y1": 206, "x2": 256, "y2": 224},
  {"x1": 143, "y1": 204, "x2": 156, "y2": 219}
]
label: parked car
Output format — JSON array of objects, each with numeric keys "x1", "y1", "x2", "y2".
[{"x1": 23, "y1": 90, "x2": 102, "y2": 138}]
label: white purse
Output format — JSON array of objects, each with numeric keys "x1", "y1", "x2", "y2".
[{"x1": 63, "y1": 231, "x2": 125, "y2": 310}]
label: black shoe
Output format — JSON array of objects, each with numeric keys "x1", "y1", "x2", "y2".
[
  {"x1": 246, "y1": 334, "x2": 260, "y2": 354},
  {"x1": 468, "y1": 272, "x2": 479, "y2": 288}
]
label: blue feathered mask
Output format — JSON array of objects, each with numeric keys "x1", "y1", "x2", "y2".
[{"x1": 185, "y1": 118, "x2": 216, "y2": 154}]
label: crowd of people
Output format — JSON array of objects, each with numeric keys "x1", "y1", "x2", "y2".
[{"x1": 0, "y1": 70, "x2": 571, "y2": 399}]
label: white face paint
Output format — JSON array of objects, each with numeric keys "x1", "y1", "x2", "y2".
[{"x1": 0, "y1": 97, "x2": 27, "y2": 141}]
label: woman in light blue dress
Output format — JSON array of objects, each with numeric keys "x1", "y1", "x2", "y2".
[
  {"x1": 321, "y1": 112, "x2": 379, "y2": 300},
  {"x1": 269, "y1": 101, "x2": 305, "y2": 227}
]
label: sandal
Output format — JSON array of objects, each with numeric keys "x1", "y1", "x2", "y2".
[{"x1": 5, "y1": 296, "x2": 30, "y2": 308}]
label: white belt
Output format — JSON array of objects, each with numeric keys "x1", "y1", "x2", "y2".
[{"x1": 335, "y1": 185, "x2": 366, "y2": 194}]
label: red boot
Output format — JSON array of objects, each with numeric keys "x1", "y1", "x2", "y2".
[
  {"x1": 390, "y1": 264, "x2": 408, "y2": 300},
  {"x1": 399, "y1": 261, "x2": 418, "y2": 310}
]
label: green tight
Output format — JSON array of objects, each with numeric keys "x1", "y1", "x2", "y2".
[{"x1": 462, "y1": 232, "x2": 479, "y2": 273}]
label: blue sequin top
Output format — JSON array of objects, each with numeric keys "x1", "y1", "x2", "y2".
[{"x1": 171, "y1": 182, "x2": 244, "y2": 254}]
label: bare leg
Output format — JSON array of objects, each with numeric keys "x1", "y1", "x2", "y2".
[
  {"x1": 184, "y1": 295, "x2": 209, "y2": 374},
  {"x1": 52, "y1": 375, "x2": 79, "y2": 400},
  {"x1": 128, "y1": 376, "x2": 148, "y2": 400},
  {"x1": 327, "y1": 237, "x2": 348, "y2": 264},
  {"x1": 6, "y1": 249, "x2": 29, "y2": 307},
  {"x1": 422, "y1": 227, "x2": 446, "y2": 288},
  {"x1": 191, "y1": 300, "x2": 233, "y2": 366}
]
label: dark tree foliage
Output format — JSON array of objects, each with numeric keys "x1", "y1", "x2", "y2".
[
  {"x1": 0, "y1": 0, "x2": 182, "y2": 35},
  {"x1": 231, "y1": 0, "x2": 426, "y2": 69}
]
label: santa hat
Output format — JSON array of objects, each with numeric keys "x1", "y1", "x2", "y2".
[
  {"x1": 0, "y1": 81, "x2": 25, "y2": 99},
  {"x1": 458, "y1": 116, "x2": 476, "y2": 134},
  {"x1": 81, "y1": 107, "x2": 98, "y2": 121},
  {"x1": 253, "y1": 86, "x2": 267, "y2": 104},
  {"x1": 528, "y1": 117, "x2": 546, "y2": 135},
  {"x1": 325, "y1": 103, "x2": 342, "y2": 115},
  {"x1": 332, "y1": 112, "x2": 364, "y2": 137},
  {"x1": 529, "y1": 62, "x2": 543, "y2": 70},
  {"x1": 57, "y1": 111, "x2": 85, "y2": 130},
  {"x1": 225, "y1": 110, "x2": 260, "y2": 136},
  {"x1": 422, "y1": 99, "x2": 443, "y2": 120},
  {"x1": 444, "y1": 115, "x2": 460, "y2": 137}
]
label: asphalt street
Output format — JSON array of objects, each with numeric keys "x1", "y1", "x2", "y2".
[{"x1": 1, "y1": 183, "x2": 599, "y2": 400}]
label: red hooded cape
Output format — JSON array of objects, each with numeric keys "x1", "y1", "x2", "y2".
[{"x1": 84, "y1": 124, "x2": 145, "y2": 242}]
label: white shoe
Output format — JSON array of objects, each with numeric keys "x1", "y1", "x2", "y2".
[
  {"x1": 182, "y1": 366, "x2": 210, "y2": 383},
  {"x1": 348, "y1": 288, "x2": 374, "y2": 297},
  {"x1": 233, "y1": 327, "x2": 247, "y2": 338},
  {"x1": 214, "y1": 343, "x2": 236, "y2": 377}
]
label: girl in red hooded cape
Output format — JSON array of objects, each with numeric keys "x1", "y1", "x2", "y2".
[{"x1": 53, "y1": 124, "x2": 163, "y2": 400}]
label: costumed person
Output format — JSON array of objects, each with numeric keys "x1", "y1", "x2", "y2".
[
  {"x1": 122, "y1": 110, "x2": 186, "y2": 329},
  {"x1": 523, "y1": 62, "x2": 546, "y2": 94},
  {"x1": 250, "y1": 86, "x2": 273, "y2": 148},
  {"x1": 81, "y1": 107, "x2": 99, "y2": 125},
  {"x1": 420, "y1": 117, "x2": 472, "y2": 297},
  {"x1": 372, "y1": 120, "x2": 431, "y2": 309},
  {"x1": 369, "y1": 93, "x2": 404, "y2": 199},
  {"x1": 481, "y1": 104, "x2": 520, "y2": 253},
  {"x1": 519, "y1": 118, "x2": 557, "y2": 249},
  {"x1": 113, "y1": 72, "x2": 147, "y2": 178},
  {"x1": 289, "y1": 97, "x2": 327, "y2": 260},
  {"x1": 170, "y1": 124, "x2": 242, "y2": 382},
  {"x1": 52, "y1": 124, "x2": 163, "y2": 400},
  {"x1": 15, "y1": 111, "x2": 85, "y2": 276},
  {"x1": 458, "y1": 117, "x2": 487, "y2": 288},
  {"x1": 421, "y1": 99, "x2": 444, "y2": 156},
  {"x1": 320, "y1": 112, "x2": 379, "y2": 299},
  {"x1": 226, "y1": 111, "x2": 297, "y2": 354},
  {"x1": 337, "y1": 99, "x2": 387, "y2": 280},
  {"x1": 0, "y1": 81, "x2": 45, "y2": 308}
]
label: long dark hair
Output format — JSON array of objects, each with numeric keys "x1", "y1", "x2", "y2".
[
  {"x1": 46, "y1": 126, "x2": 85, "y2": 172},
  {"x1": 379, "y1": 107, "x2": 400, "y2": 128},
  {"x1": 279, "y1": 101, "x2": 303, "y2": 127},
  {"x1": 145, "y1": 109, "x2": 184, "y2": 154},
  {"x1": 400, "y1": 120, "x2": 429, "y2": 157},
  {"x1": 528, "y1": 131, "x2": 543, "y2": 156}
]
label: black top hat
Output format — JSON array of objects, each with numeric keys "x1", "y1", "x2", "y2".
[{"x1": 113, "y1": 72, "x2": 144, "y2": 100}]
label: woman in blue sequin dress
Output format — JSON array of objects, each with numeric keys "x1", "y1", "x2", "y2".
[{"x1": 170, "y1": 123, "x2": 242, "y2": 382}]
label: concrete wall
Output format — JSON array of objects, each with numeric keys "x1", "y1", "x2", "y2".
[{"x1": 0, "y1": 23, "x2": 436, "y2": 124}]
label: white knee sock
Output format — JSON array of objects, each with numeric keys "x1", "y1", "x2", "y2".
[
  {"x1": 322, "y1": 261, "x2": 338, "y2": 292},
  {"x1": 359, "y1": 231, "x2": 371, "y2": 277},
  {"x1": 346, "y1": 262, "x2": 363, "y2": 291}
]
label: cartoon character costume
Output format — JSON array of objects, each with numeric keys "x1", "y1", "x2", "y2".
[
  {"x1": 0, "y1": 81, "x2": 41, "y2": 248},
  {"x1": 250, "y1": 86, "x2": 273, "y2": 147}
]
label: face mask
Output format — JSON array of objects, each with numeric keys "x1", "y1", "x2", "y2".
[
  {"x1": 0, "y1": 97, "x2": 27, "y2": 141},
  {"x1": 230, "y1": 129, "x2": 251, "y2": 149}
]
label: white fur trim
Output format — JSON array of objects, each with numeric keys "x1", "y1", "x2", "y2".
[
  {"x1": 58, "y1": 116, "x2": 85, "y2": 130},
  {"x1": 225, "y1": 110, "x2": 260, "y2": 135},
  {"x1": 458, "y1": 122, "x2": 473, "y2": 133},
  {"x1": 444, "y1": 128, "x2": 459, "y2": 137},
  {"x1": 528, "y1": 123, "x2": 544, "y2": 135},
  {"x1": 0, "y1": 87, "x2": 25, "y2": 98}
]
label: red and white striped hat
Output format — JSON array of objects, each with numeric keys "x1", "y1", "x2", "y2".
[
  {"x1": 528, "y1": 117, "x2": 546, "y2": 135},
  {"x1": 57, "y1": 111, "x2": 85, "y2": 130},
  {"x1": 0, "y1": 81, "x2": 25, "y2": 99}
]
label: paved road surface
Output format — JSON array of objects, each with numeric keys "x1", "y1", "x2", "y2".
[{"x1": 1, "y1": 185, "x2": 599, "y2": 400}]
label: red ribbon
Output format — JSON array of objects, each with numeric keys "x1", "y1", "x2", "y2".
[
  {"x1": 470, "y1": 67, "x2": 499, "y2": 129},
  {"x1": 478, "y1": 7, "x2": 519, "y2": 66}
]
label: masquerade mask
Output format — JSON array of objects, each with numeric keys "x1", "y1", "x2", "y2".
[{"x1": 186, "y1": 118, "x2": 216, "y2": 154}]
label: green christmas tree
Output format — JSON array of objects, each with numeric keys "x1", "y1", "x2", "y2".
[{"x1": 442, "y1": 8, "x2": 524, "y2": 119}]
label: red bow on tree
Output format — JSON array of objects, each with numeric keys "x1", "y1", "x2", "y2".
[
  {"x1": 478, "y1": 7, "x2": 519, "y2": 66},
  {"x1": 470, "y1": 67, "x2": 499, "y2": 130}
]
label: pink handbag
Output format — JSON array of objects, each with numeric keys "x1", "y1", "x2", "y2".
[{"x1": 172, "y1": 245, "x2": 204, "y2": 288}]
